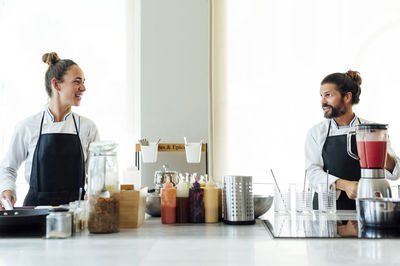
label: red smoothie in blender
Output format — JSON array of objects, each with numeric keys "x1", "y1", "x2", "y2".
[{"x1": 356, "y1": 141, "x2": 387, "y2": 168}]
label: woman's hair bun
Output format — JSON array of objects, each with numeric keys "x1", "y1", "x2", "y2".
[
  {"x1": 42, "y1": 52, "x2": 61, "y2": 66},
  {"x1": 346, "y1": 70, "x2": 362, "y2": 87}
]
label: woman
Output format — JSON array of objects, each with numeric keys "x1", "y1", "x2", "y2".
[{"x1": 0, "y1": 52, "x2": 99, "y2": 208}]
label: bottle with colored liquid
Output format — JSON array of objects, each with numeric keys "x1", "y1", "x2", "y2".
[
  {"x1": 203, "y1": 176, "x2": 219, "y2": 223},
  {"x1": 189, "y1": 178, "x2": 204, "y2": 223},
  {"x1": 161, "y1": 177, "x2": 176, "y2": 224},
  {"x1": 199, "y1": 175, "x2": 206, "y2": 188},
  {"x1": 176, "y1": 175, "x2": 190, "y2": 223}
]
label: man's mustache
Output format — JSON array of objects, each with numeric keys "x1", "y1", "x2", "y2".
[{"x1": 322, "y1": 104, "x2": 333, "y2": 109}]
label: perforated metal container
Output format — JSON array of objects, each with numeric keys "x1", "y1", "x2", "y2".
[{"x1": 223, "y1": 175, "x2": 255, "y2": 225}]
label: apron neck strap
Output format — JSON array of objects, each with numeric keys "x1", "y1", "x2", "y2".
[
  {"x1": 326, "y1": 120, "x2": 332, "y2": 139},
  {"x1": 71, "y1": 114, "x2": 79, "y2": 135},
  {"x1": 39, "y1": 112, "x2": 45, "y2": 135}
]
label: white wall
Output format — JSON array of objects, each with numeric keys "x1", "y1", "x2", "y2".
[{"x1": 140, "y1": 0, "x2": 210, "y2": 188}]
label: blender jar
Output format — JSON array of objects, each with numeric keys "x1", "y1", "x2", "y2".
[
  {"x1": 347, "y1": 124, "x2": 388, "y2": 168},
  {"x1": 87, "y1": 141, "x2": 120, "y2": 233}
]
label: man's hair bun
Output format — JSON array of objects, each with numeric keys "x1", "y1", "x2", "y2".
[{"x1": 346, "y1": 70, "x2": 362, "y2": 87}]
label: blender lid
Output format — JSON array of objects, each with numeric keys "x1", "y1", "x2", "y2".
[{"x1": 356, "y1": 123, "x2": 388, "y2": 130}]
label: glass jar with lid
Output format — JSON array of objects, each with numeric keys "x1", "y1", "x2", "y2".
[{"x1": 87, "y1": 141, "x2": 120, "y2": 233}]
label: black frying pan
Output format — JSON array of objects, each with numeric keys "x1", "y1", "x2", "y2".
[{"x1": 0, "y1": 209, "x2": 49, "y2": 237}]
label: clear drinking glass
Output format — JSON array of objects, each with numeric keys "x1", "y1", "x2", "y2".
[
  {"x1": 273, "y1": 213, "x2": 292, "y2": 237},
  {"x1": 318, "y1": 213, "x2": 337, "y2": 237},
  {"x1": 274, "y1": 184, "x2": 291, "y2": 213},
  {"x1": 295, "y1": 183, "x2": 313, "y2": 213},
  {"x1": 317, "y1": 183, "x2": 336, "y2": 213},
  {"x1": 296, "y1": 214, "x2": 314, "y2": 237}
]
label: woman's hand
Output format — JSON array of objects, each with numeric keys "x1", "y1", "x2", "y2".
[
  {"x1": 1, "y1": 190, "x2": 15, "y2": 210},
  {"x1": 335, "y1": 179, "x2": 358, "y2": 200}
]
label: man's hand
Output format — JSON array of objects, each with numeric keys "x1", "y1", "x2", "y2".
[
  {"x1": 337, "y1": 220, "x2": 358, "y2": 237},
  {"x1": 335, "y1": 179, "x2": 358, "y2": 200},
  {"x1": 386, "y1": 153, "x2": 395, "y2": 173},
  {"x1": 1, "y1": 190, "x2": 15, "y2": 210}
]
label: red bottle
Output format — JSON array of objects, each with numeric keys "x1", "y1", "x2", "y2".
[{"x1": 161, "y1": 177, "x2": 176, "y2": 224}]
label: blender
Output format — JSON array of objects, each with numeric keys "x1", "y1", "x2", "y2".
[{"x1": 347, "y1": 124, "x2": 392, "y2": 199}]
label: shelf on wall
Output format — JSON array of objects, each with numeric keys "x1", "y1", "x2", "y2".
[
  {"x1": 135, "y1": 143, "x2": 207, "y2": 152},
  {"x1": 135, "y1": 143, "x2": 208, "y2": 174}
]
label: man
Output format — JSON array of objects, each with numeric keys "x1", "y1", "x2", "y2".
[{"x1": 305, "y1": 70, "x2": 400, "y2": 210}]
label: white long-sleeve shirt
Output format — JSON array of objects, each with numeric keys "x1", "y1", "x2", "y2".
[
  {"x1": 0, "y1": 109, "x2": 100, "y2": 198},
  {"x1": 305, "y1": 115, "x2": 400, "y2": 192}
]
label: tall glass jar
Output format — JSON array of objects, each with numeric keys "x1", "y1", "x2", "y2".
[{"x1": 87, "y1": 141, "x2": 120, "y2": 233}]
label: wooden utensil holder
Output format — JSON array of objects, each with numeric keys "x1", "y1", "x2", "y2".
[{"x1": 119, "y1": 185, "x2": 148, "y2": 228}]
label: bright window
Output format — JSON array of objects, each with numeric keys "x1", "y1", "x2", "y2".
[
  {"x1": 0, "y1": 0, "x2": 135, "y2": 205},
  {"x1": 218, "y1": 0, "x2": 400, "y2": 184}
]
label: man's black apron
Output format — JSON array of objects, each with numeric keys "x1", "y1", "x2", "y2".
[
  {"x1": 24, "y1": 112, "x2": 85, "y2": 206},
  {"x1": 313, "y1": 118, "x2": 361, "y2": 210}
]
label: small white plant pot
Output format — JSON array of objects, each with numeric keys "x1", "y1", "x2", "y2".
[
  {"x1": 141, "y1": 143, "x2": 158, "y2": 163},
  {"x1": 185, "y1": 142, "x2": 202, "y2": 163}
]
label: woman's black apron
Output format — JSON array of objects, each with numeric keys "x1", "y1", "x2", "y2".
[
  {"x1": 24, "y1": 112, "x2": 85, "y2": 206},
  {"x1": 313, "y1": 118, "x2": 361, "y2": 210}
]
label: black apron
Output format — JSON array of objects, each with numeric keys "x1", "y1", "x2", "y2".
[
  {"x1": 24, "y1": 112, "x2": 85, "y2": 206},
  {"x1": 313, "y1": 118, "x2": 361, "y2": 210}
]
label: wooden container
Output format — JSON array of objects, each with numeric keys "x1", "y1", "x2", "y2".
[{"x1": 119, "y1": 185, "x2": 148, "y2": 228}]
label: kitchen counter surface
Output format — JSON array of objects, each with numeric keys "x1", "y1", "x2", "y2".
[{"x1": 1, "y1": 211, "x2": 400, "y2": 266}]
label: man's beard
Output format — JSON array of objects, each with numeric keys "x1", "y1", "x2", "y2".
[{"x1": 322, "y1": 99, "x2": 346, "y2": 119}]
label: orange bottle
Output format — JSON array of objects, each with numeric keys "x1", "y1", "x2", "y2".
[{"x1": 161, "y1": 177, "x2": 176, "y2": 224}]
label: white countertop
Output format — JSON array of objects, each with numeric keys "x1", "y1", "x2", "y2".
[{"x1": 1, "y1": 212, "x2": 400, "y2": 266}]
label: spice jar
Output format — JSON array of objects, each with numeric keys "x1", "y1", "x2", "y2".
[
  {"x1": 87, "y1": 141, "x2": 120, "y2": 233},
  {"x1": 46, "y1": 208, "x2": 72, "y2": 239}
]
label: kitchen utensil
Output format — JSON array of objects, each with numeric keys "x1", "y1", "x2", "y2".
[
  {"x1": 99, "y1": 159, "x2": 110, "y2": 198},
  {"x1": 0, "y1": 209, "x2": 49, "y2": 236},
  {"x1": 347, "y1": 124, "x2": 391, "y2": 198},
  {"x1": 78, "y1": 187, "x2": 83, "y2": 204},
  {"x1": 253, "y1": 195, "x2": 273, "y2": 218},
  {"x1": 274, "y1": 183, "x2": 291, "y2": 213},
  {"x1": 138, "y1": 138, "x2": 149, "y2": 146},
  {"x1": 1, "y1": 197, "x2": 13, "y2": 210},
  {"x1": 357, "y1": 198, "x2": 400, "y2": 228},
  {"x1": 270, "y1": 169, "x2": 288, "y2": 211},
  {"x1": 46, "y1": 208, "x2": 72, "y2": 239},
  {"x1": 326, "y1": 170, "x2": 329, "y2": 193},
  {"x1": 146, "y1": 192, "x2": 161, "y2": 217},
  {"x1": 223, "y1": 175, "x2": 255, "y2": 225},
  {"x1": 295, "y1": 183, "x2": 313, "y2": 213},
  {"x1": 317, "y1": 183, "x2": 336, "y2": 213}
]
